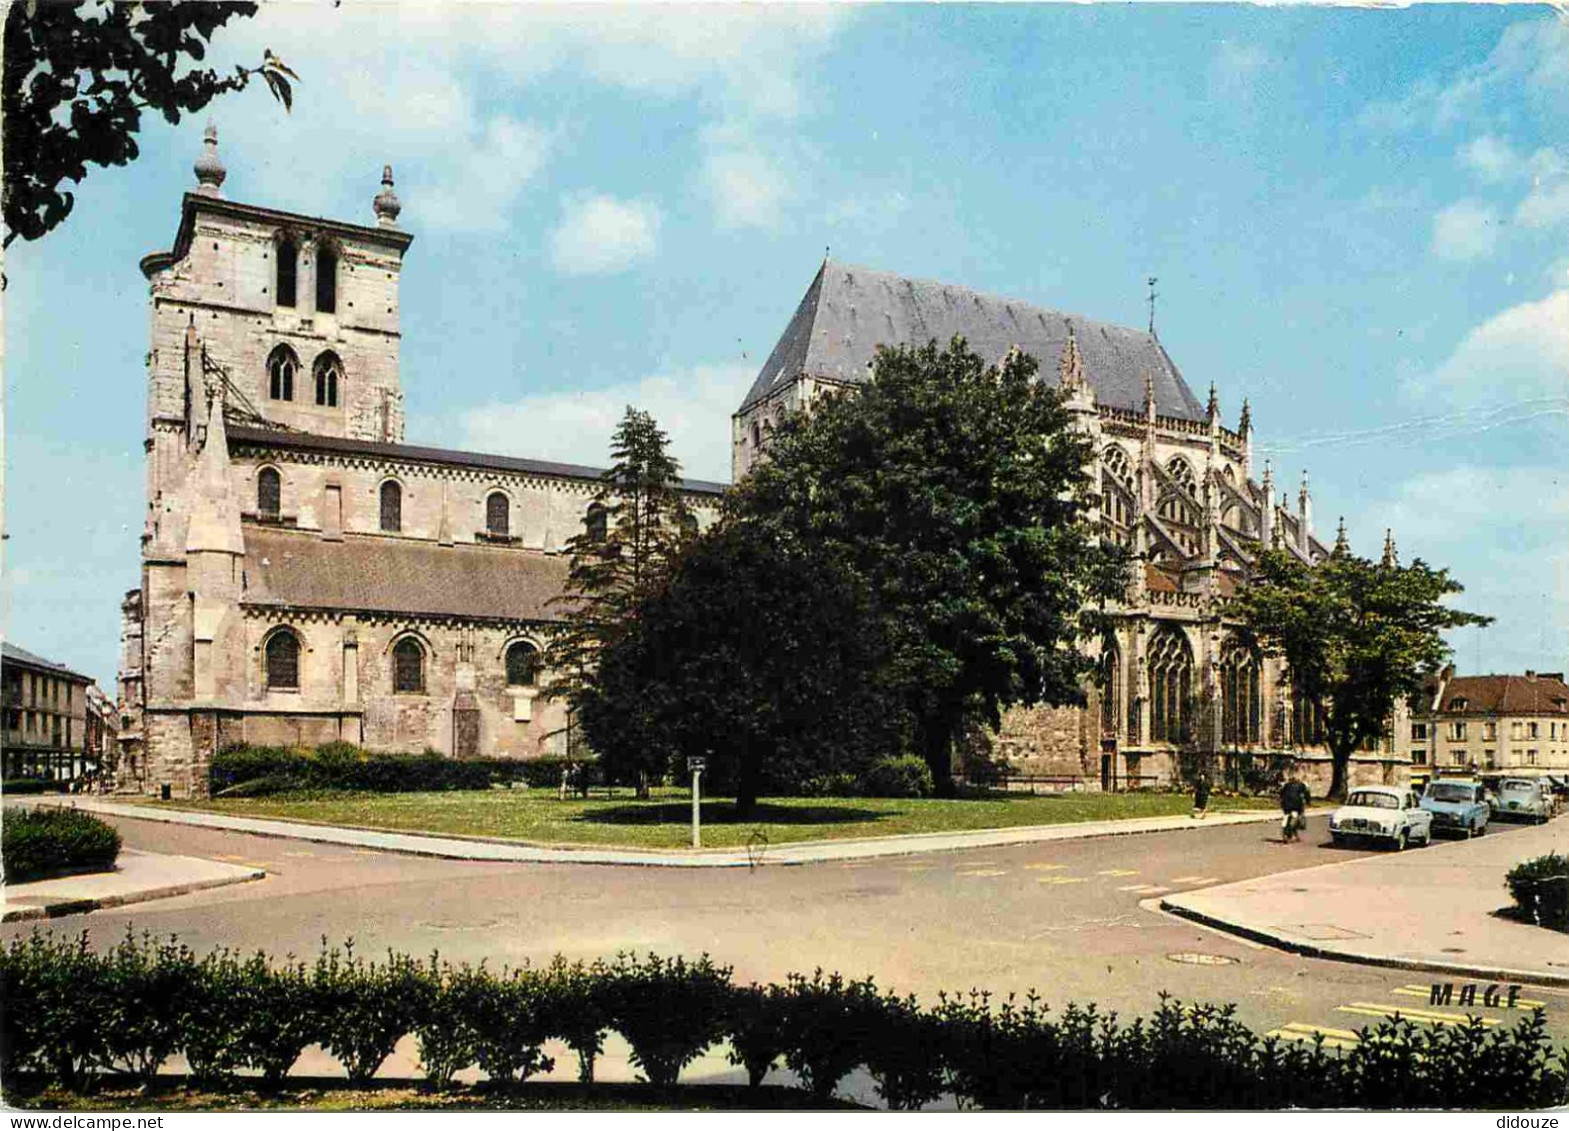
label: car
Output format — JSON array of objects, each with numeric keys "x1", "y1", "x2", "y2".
[
  {"x1": 1420, "y1": 779, "x2": 1490, "y2": 838},
  {"x1": 1329, "y1": 786, "x2": 1434, "y2": 849},
  {"x1": 1493, "y1": 778, "x2": 1551, "y2": 824}
]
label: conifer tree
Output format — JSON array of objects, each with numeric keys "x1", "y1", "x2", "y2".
[{"x1": 544, "y1": 407, "x2": 693, "y2": 794}]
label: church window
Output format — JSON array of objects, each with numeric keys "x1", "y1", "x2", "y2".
[
  {"x1": 585, "y1": 503, "x2": 608, "y2": 544},
  {"x1": 265, "y1": 629, "x2": 300, "y2": 690},
  {"x1": 313, "y1": 352, "x2": 341, "y2": 407},
  {"x1": 1098, "y1": 640, "x2": 1120, "y2": 737},
  {"x1": 267, "y1": 345, "x2": 298, "y2": 401},
  {"x1": 1101, "y1": 446, "x2": 1134, "y2": 536},
  {"x1": 379, "y1": 481, "x2": 402, "y2": 533},
  {"x1": 486, "y1": 492, "x2": 510, "y2": 537},
  {"x1": 393, "y1": 637, "x2": 425, "y2": 693},
  {"x1": 316, "y1": 245, "x2": 338, "y2": 314},
  {"x1": 257, "y1": 467, "x2": 281, "y2": 520},
  {"x1": 276, "y1": 237, "x2": 297, "y2": 307},
  {"x1": 1166, "y1": 457, "x2": 1197, "y2": 498},
  {"x1": 505, "y1": 641, "x2": 541, "y2": 688},
  {"x1": 750, "y1": 421, "x2": 762, "y2": 448},
  {"x1": 1219, "y1": 641, "x2": 1261, "y2": 746},
  {"x1": 1148, "y1": 628, "x2": 1193, "y2": 745},
  {"x1": 1293, "y1": 681, "x2": 1328, "y2": 746}
]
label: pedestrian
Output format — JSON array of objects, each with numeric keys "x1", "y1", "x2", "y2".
[
  {"x1": 1192, "y1": 772, "x2": 1211, "y2": 819},
  {"x1": 1279, "y1": 771, "x2": 1310, "y2": 842}
]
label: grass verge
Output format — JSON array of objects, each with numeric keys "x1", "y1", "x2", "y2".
[{"x1": 151, "y1": 788, "x2": 1280, "y2": 850}]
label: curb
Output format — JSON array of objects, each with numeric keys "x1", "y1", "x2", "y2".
[
  {"x1": 1157, "y1": 898, "x2": 1569, "y2": 989},
  {"x1": 63, "y1": 800, "x2": 1294, "y2": 867},
  {"x1": 1, "y1": 868, "x2": 268, "y2": 923}
]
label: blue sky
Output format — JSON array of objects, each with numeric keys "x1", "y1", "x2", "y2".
[{"x1": 6, "y1": 3, "x2": 1567, "y2": 689}]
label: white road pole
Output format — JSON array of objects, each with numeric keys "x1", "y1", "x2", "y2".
[{"x1": 691, "y1": 768, "x2": 702, "y2": 849}]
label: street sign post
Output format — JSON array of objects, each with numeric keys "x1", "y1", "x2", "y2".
[{"x1": 688, "y1": 755, "x2": 707, "y2": 849}]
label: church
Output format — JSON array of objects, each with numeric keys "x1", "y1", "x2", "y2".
[{"x1": 116, "y1": 131, "x2": 1404, "y2": 797}]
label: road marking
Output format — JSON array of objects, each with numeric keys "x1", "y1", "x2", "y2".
[
  {"x1": 901, "y1": 865, "x2": 933, "y2": 873},
  {"x1": 1392, "y1": 985, "x2": 1547, "y2": 1009},
  {"x1": 1120, "y1": 883, "x2": 1170, "y2": 894},
  {"x1": 1039, "y1": 876, "x2": 1088, "y2": 885},
  {"x1": 958, "y1": 869, "x2": 1008, "y2": 877},
  {"x1": 1099, "y1": 869, "x2": 1140, "y2": 877},
  {"x1": 1024, "y1": 863, "x2": 1067, "y2": 871},
  {"x1": 1265, "y1": 1023, "x2": 1360, "y2": 1051},
  {"x1": 1338, "y1": 1002, "x2": 1500, "y2": 1028},
  {"x1": 1170, "y1": 876, "x2": 1221, "y2": 885}
]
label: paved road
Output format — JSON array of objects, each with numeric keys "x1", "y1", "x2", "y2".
[{"x1": 7, "y1": 812, "x2": 1564, "y2": 1057}]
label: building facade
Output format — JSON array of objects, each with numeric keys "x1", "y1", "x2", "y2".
[
  {"x1": 2, "y1": 643, "x2": 101, "y2": 782},
  {"x1": 735, "y1": 262, "x2": 1408, "y2": 793},
  {"x1": 1403, "y1": 668, "x2": 1569, "y2": 778},
  {"x1": 115, "y1": 130, "x2": 722, "y2": 798}
]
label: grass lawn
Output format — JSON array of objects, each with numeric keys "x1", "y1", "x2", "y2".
[{"x1": 156, "y1": 787, "x2": 1281, "y2": 850}]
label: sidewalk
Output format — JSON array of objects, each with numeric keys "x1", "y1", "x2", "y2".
[
  {"x1": 1161, "y1": 817, "x2": 1569, "y2": 987},
  {"x1": 2, "y1": 848, "x2": 266, "y2": 922},
  {"x1": 44, "y1": 796, "x2": 1287, "y2": 868}
]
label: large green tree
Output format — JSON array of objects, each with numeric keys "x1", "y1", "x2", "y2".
[
  {"x1": 544, "y1": 407, "x2": 693, "y2": 794},
  {"x1": 580, "y1": 521, "x2": 909, "y2": 816},
  {"x1": 1234, "y1": 543, "x2": 1492, "y2": 800},
  {"x1": 4, "y1": 0, "x2": 297, "y2": 248},
  {"x1": 733, "y1": 337, "x2": 1128, "y2": 795}
]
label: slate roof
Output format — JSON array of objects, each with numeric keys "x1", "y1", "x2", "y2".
[
  {"x1": 228, "y1": 427, "x2": 728, "y2": 497},
  {"x1": 1437, "y1": 674, "x2": 1569, "y2": 717},
  {"x1": 1, "y1": 642, "x2": 90, "y2": 683},
  {"x1": 243, "y1": 527, "x2": 571, "y2": 623},
  {"x1": 741, "y1": 261, "x2": 1207, "y2": 421}
]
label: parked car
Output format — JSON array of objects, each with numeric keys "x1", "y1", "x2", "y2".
[
  {"x1": 1420, "y1": 779, "x2": 1490, "y2": 838},
  {"x1": 1493, "y1": 778, "x2": 1551, "y2": 824},
  {"x1": 1329, "y1": 786, "x2": 1434, "y2": 849}
]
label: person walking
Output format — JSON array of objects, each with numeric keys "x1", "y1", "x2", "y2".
[
  {"x1": 1192, "y1": 772, "x2": 1212, "y2": 819},
  {"x1": 1280, "y1": 772, "x2": 1310, "y2": 842}
]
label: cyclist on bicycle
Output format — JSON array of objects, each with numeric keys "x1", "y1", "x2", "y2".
[{"x1": 1280, "y1": 772, "x2": 1310, "y2": 842}]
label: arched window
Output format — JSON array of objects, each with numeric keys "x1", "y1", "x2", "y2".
[
  {"x1": 316, "y1": 244, "x2": 338, "y2": 314},
  {"x1": 1098, "y1": 639, "x2": 1120, "y2": 737},
  {"x1": 393, "y1": 637, "x2": 424, "y2": 693},
  {"x1": 1167, "y1": 457, "x2": 1197, "y2": 497},
  {"x1": 1292, "y1": 679, "x2": 1327, "y2": 747},
  {"x1": 276, "y1": 237, "x2": 297, "y2": 308},
  {"x1": 313, "y1": 352, "x2": 341, "y2": 407},
  {"x1": 1219, "y1": 641, "x2": 1261, "y2": 747},
  {"x1": 485, "y1": 492, "x2": 510, "y2": 537},
  {"x1": 505, "y1": 641, "x2": 541, "y2": 688},
  {"x1": 1148, "y1": 628, "x2": 1194, "y2": 745},
  {"x1": 585, "y1": 503, "x2": 608, "y2": 543},
  {"x1": 265, "y1": 629, "x2": 300, "y2": 690},
  {"x1": 379, "y1": 480, "x2": 402, "y2": 533},
  {"x1": 750, "y1": 421, "x2": 762, "y2": 448},
  {"x1": 1101, "y1": 445, "x2": 1135, "y2": 537},
  {"x1": 257, "y1": 467, "x2": 281, "y2": 520},
  {"x1": 267, "y1": 345, "x2": 298, "y2": 401}
]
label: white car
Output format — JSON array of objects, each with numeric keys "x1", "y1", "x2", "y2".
[
  {"x1": 1329, "y1": 786, "x2": 1433, "y2": 850},
  {"x1": 1494, "y1": 778, "x2": 1551, "y2": 824}
]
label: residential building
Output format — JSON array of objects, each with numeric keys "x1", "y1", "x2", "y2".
[
  {"x1": 2, "y1": 643, "x2": 99, "y2": 781},
  {"x1": 1404, "y1": 667, "x2": 1569, "y2": 777}
]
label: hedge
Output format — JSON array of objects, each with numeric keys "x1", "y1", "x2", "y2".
[
  {"x1": 209, "y1": 743, "x2": 595, "y2": 796},
  {"x1": 1507, "y1": 853, "x2": 1569, "y2": 932},
  {"x1": 1, "y1": 807, "x2": 121, "y2": 884},
  {"x1": 3, "y1": 931, "x2": 1566, "y2": 1109}
]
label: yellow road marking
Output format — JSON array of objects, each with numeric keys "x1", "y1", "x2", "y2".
[
  {"x1": 1393, "y1": 985, "x2": 1547, "y2": 1009},
  {"x1": 958, "y1": 869, "x2": 1008, "y2": 877},
  {"x1": 1338, "y1": 1003, "x2": 1500, "y2": 1028},
  {"x1": 1024, "y1": 863, "x2": 1068, "y2": 871},
  {"x1": 1039, "y1": 876, "x2": 1088, "y2": 885},
  {"x1": 1284, "y1": 1022, "x2": 1362, "y2": 1041},
  {"x1": 1120, "y1": 883, "x2": 1170, "y2": 894},
  {"x1": 1170, "y1": 875, "x2": 1206, "y2": 883},
  {"x1": 1099, "y1": 869, "x2": 1140, "y2": 877},
  {"x1": 1265, "y1": 1026, "x2": 1359, "y2": 1051}
]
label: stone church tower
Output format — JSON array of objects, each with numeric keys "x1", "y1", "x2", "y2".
[{"x1": 115, "y1": 130, "x2": 723, "y2": 797}]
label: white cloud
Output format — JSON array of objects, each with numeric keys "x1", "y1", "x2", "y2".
[
  {"x1": 417, "y1": 118, "x2": 554, "y2": 234},
  {"x1": 704, "y1": 145, "x2": 791, "y2": 231},
  {"x1": 1209, "y1": 40, "x2": 1271, "y2": 93},
  {"x1": 454, "y1": 364, "x2": 754, "y2": 483},
  {"x1": 1403, "y1": 287, "x2": 1569, "y2": 408},
  {"x1": 1514, "y1": 152, "x2": 1569, "y2": 228},
  {"x1": 1431, "y1": 200, "x2": 1500, "y2": 261},
  {"x1": 1457, "y1": 135, "x2": 1520, "y2": 182},
  {"x1": 549, "y1": 194, "x2": 661, "y2": 275}
]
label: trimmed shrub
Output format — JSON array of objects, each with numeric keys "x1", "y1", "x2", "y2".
[
  {"x1": 469, "y1": 966, "x2": 556, "y2": 1086},
  {"x1": 1, "y1": 778, "x2": 66, "y2": 796},
  {"x1": 101, "y1": 930, "x2": 198, "y2": 1089},
  {"x1": 209, "y1": 743, "x2": 594, "y2": 796},
  {"x1": 603, "y1": 953, "x2": 733, "y2": 1088},
  {"x1": 2, "y1": 806, "x2": 121, "y2": 883},
  {"x1": 537, "y1": 955, "x2": 610, "y2": 1083},
  {"x1": 312, "y1": 943, "x2": 424, "y2": 1085},
  {"x1": 726, "y1": 984, "x2": 787, "y2": 1089},
  {"x1": 798, "y1": 772, "x2": 861, "y2": 799},
  {"x1": 775, "y1": 970, "x2": 885, "y2": 1103},
  {"x1": 1506, "y1": 853, "x2": 1569, "y2": 931},
  {"x1": 181, "y1": 948, "x2": 249, "y2": 1088},
  {"x1": 861, "y1": 755, "x2": 934, "y2": 799},
  {"x1": 412, "y1": 957, "x2": 482, "y2": 1091},
  {"x1": 863, "y1": 991, "x2": 947, "y2": 1110},
  {"x1": 235, "y1": 952, "x2": 319, "y2": 1089}
]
